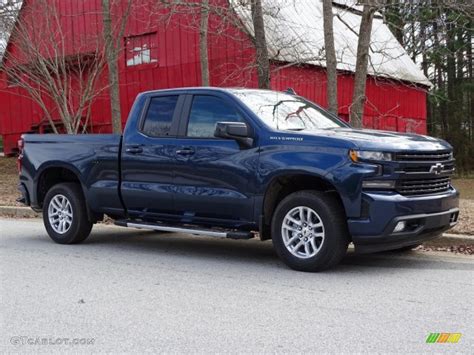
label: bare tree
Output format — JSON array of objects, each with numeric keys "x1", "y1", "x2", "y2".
[
  {"x1": 322, "y1": 0, "x2": 338, "y2": 114},
  {"x1": 200, "y1": 0, "x2": 210, "y2": 86},
  {"x1": 350, "y1": 1, "x2": 378, "y2": 128},
  {"x1": 250, "y1": 0, "x2": 270, "y2": 89},
  {"x1": 155, "y1": 0, "x2": 263, "y2": 88},
  {"x1": 1, "y1": 0, "x2": 107, "y2": 134},
  {"x1": 101, "y1": 0, "x2": 132, "y2": 134},
  {"x1": 154, "y1": 0, "x2": 219, "y2": 86},
  {"x1": 155, "y1": 1, "x2": 326, "y2": 89}
]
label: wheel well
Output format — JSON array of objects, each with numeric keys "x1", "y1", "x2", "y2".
[
  {"x1": 261, "y1": 174, "x2": 343, "y2": 238},
  {"x1": 37, "y1": 167, "x2": 81, "y2": 207}
]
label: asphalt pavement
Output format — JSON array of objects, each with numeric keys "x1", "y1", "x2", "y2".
[{"x1": 1, "y1": 218, "x2": 473, "y2": 353}]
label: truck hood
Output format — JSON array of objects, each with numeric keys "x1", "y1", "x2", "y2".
[{"x1": 298, "y1": 128, "x2": 452, "y2": 152}]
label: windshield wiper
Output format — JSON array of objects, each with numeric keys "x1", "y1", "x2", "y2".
[{"x1": 285, "y1": 127, "x2": 305, "y2": 131}]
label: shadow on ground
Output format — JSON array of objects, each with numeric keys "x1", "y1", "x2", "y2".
[{"x1": 20, "y1": 226, "x2": 474, "y2": 273}]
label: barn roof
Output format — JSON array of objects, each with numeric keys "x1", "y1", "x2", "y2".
[{"x1": 231, "y1": 0, "x2": 431, "y2": 87}]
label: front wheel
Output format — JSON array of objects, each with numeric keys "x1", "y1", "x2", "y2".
[
  {"x1": 271, "y1": 191, "x2": 349, "y2": 272},
  {"x1": 43, "y1": 183, "x2": 93, "y2": 244}
]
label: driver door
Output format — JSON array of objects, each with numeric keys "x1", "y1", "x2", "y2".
[{"x1": 172, "y1": 94, "x2": 258, "y2": 227}]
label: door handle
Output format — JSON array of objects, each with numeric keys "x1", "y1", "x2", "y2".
[
  {"x1": 126, "y1": 146, "x2": 143, "y2": 154},
  {"x1": 176, "y1": 148, "x2": 195, "y2": 156}
]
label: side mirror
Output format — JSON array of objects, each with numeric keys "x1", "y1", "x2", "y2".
[{"x1": 214, "y1": 122, "x2": 253, "y2": 148}]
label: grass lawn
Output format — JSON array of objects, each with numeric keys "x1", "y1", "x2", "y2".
[
  {"x1": 1, "y1": 157, "x2": 473, "y2": 235},
  {"x1": 452, "y1": 178, "x2": 474, "y2": 199},
  {"x1": 0, "y1": 158, "x2": 19, "y2": 206}
]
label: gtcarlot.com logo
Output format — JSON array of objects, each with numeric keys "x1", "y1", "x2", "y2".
[{"x1": 10, "y1": 336, "x2": 95, "y2": 347}]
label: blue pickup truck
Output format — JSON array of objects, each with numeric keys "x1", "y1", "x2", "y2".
[{"x1": 17, "y1": 88, "x2": 459, "y2": 271}]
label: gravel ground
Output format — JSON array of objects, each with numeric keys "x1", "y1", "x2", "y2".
[
  {"x1": 415, "y1": 237, "x2": 474, "y2": 255},
  {"x1": 453, "y1": 199, "x2": 474, "y2": 235}
]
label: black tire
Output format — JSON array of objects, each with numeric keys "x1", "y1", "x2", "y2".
[
  {"x1": 271, "y1": 190, "x2": 349, "y2": 272},
  {"x1": 43, "y1": 183, "x2": 93, "y2": 244}
]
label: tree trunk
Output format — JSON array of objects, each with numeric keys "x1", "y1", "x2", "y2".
[
  {"x1": 250, "y1": 0, "x2": 270, "y2": 89},
  {"x1": 420, "y1": 20, "x2": 428, "y2": 78},
  {"x1": 446, "y1": 14, "x2": 456, "y2": 142},
  {"x1": 199, "y1": 0, "x2": 210, "y2": 86},
  {"x1": 432, "y1": 17, "x2": 448, "y2": 137},
  {"x1": 468, "y1": 20, "x2": 473, "y2": 142},
  {"x1": 102, "y1": 0, "x2": 122, "y2": 134},
  {"x1": 410, "y1": 20, "x2": 416, "y2": 62},
  {"x1": 349, "y1": 4, "x2": 376, "y2": 128},
  {"x1": 456, "y1": 26, "x2": 464, "y2": 81},
  {"x1": 322, "y1": 0, "x2": 338, "y2": 114}
]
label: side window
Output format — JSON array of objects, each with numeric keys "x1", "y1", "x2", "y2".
[
  {"x1": 142, "y1": 96, "x2": 179, "y2": 137},
  {"x1": 187, "y1": 95, "x2": 243, "y2": 138}
]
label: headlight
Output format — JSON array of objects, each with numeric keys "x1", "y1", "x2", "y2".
[{"x1": 349, "y1": 150, "x2": 393, "y2": 162}]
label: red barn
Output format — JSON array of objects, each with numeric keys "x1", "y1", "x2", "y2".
[{"x1": 0, "y1": 0, "x2": 430, "y2": 155}]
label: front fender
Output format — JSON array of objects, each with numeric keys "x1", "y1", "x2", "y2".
[{"x1": 255, "y1": 144, "x2": 379, "y2": 219}]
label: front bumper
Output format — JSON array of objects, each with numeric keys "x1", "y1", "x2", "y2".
[{"x1": 348, "y1": 188, "x2": 459, "y2": 253}]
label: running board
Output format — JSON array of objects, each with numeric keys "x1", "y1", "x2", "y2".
[{"x1": 114, "y1": 220, "x2": 254, "y2": 240}]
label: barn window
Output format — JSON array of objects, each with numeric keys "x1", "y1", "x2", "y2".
[{"x1": 125, "y1": 33, "x2": 158, "y2": 67}]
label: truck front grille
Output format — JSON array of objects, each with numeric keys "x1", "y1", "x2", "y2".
[
  {"x1": 400, "y1": 162, "x2": 455, "y2": 174},
  {"x1": 394, "y1": 151, "x2": 452, "y2": 161},
  {"x1": 393, "y1": 149, "x2": 455, "y2": 196},
  {"x1": 396, "y1": 177, "x2": 451, "y2": 196}
]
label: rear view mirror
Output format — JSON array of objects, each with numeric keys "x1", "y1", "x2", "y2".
[{"x1": 214, "y1": 122, "x2": 253, "y2": 148}]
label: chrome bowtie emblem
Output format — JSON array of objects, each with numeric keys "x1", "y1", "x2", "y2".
[{"x1": 429, "y1": 163, "x2": 445, "y2": 175}]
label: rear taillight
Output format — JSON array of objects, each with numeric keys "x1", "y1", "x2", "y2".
[
  {"x1": 17, "y1": 137, "x2": 24, "y2": 175},
  {"x1": 17, "y1": 138, "x2": 24, "y2": 151}
]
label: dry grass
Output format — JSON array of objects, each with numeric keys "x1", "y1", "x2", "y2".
[
  {"x1": 452, "y1": 178, "x2": 474, "y2": 199},
  {"x1": 414, "y1": 237, "x2": 474, "y2": 255},
  {"x1": 1, "y1": 157, "x2": 473, "y2": 235},
  {"x1": 451, "y1": 199, "x2": 474, "y2": 235},
  {"x1": 450, "y1": 179, "x2": 474, "y2": 235}
]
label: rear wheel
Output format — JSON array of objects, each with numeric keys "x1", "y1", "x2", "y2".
[
  {"x1": 43, "y1": 183, "x2": 93, "y2": 244},
  {"x1": 271, "y1": 191, "x2": 349, "y2": 272}
]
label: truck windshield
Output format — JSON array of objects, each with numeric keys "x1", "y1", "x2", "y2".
[{"x1": 230, "y1": 89, "x2": 347, "y2": 131}]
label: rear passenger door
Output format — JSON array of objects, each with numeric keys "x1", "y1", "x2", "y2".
[
  {"x1": 173, "y1": 94, "x2": 258, "y2": 227},
  {"x1": 121, "y1": 94, "x2": 183, "y2": 220}
]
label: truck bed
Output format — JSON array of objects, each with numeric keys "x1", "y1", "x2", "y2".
[{"x1": 20, "y1": 134, "x2": 123, "y2": 216}]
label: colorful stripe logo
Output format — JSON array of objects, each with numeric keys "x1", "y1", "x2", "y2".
[{"x1": 426, "y1": 333, "x2": 462, "y2": 343}]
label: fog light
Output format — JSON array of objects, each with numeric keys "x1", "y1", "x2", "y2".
[
  {"x1": 362, "y1": 180, "x2": 396, "y2": 189},
  {"x1": 393, "y1": 221, "x2": 406, "y2": 233}
]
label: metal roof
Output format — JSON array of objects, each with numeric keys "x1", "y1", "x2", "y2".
[{"x1": 231, "y1": 0, "x2": 431, "y2": 87}]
